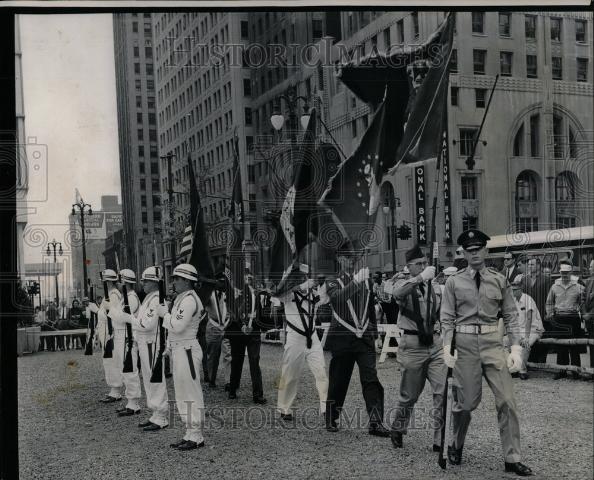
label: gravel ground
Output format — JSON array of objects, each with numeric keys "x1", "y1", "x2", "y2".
[{"x1": 19, "y1": 345, "x2": 593, "y2": 480}]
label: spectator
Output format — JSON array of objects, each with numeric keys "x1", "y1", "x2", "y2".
[
  {"x1": 374, "y1": 271, "x2": 398, "y2": 357},
  {"x1": 546, "y1": 261, "x2": 585, "y2": 379},
  {"x1": 501, "y1": 252, "x2": 521, "y2": 282},
  {"x1": 56, "y1": 300, "x2": 70, "y2": 351},
  {"x1": 68, "y1": 299, "x2": 88, "y2": 350},
  {"x1": 582, "y1": 259, "x2": 594, "y2": 370},
  {"x1": 42, "y1": 302, "x2": 58, "y2": 351},
  {"x1": 16, "y1": 281, "x2": 34, "y2": 327},
  {"x1": 511, "y1": 276, "x2": 544, "y2": 380},
  {"x1": 522, "y1": 258, "x2": 553, "y2": 363},
  {"x1": 453, "y1": 246, "x2": 468, "y2": 270}
]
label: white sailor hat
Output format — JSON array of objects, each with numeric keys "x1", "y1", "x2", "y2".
[
  {"x1": 119, "y1": 269, "x2": 136, "y2": 284},
  {"x1": 141, "y1": 266, "x2": 161, "y2": 282},
  {"x1": 102, "y1": 269, "x2": 118, "y2": 282},
  {"x1": 172, "y1": 263, "x2": 199, "y2": 282},
  {"x1": 443, "y1": 266, "x2": 458, "y2": 276}
]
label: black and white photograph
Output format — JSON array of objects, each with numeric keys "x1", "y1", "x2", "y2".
[{"x1": 0, "y1": 2, "x2": 593, "y2": 479}]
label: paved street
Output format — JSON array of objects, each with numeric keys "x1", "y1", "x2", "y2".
[{"x1": 19, "y1": 345, "x2": 593, "y2": 480}]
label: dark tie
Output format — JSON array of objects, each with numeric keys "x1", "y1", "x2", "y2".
[
  {"x1": 418, "y1": 283, "x2": 426, "y2": 296},
  {"x1": 475, "y1": 272, "x2": 481, "y2": 290}
]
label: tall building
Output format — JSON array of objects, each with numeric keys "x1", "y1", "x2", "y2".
[
  {"x1": 113, "y1": 13, "x2": 163, "y2": 275},
  {"x1": 152, "y1": 12, "x2": 253, "y2": 276}
]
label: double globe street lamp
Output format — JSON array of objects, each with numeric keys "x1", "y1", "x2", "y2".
[
  {"x1": 45, "y1": 239, "x2": 63, "y2": 305},
  {"x1": 72, "y1": 200, "x2": 93, "y2": 297}
]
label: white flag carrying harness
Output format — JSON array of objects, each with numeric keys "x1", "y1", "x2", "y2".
[
  {"x1": 208, "y1": 290, "x2": 230, "y2": 329},
  {"x1": 331, "y1": 278, "x2": 370, "y2": 338}
]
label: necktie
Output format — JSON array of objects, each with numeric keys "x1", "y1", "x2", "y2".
[
  {"x1": 418, "y1": 282, "x2": 426, "y2": 296},
  {"x1": 475, "y1": 271, "x2": 481, "y2": 290}
]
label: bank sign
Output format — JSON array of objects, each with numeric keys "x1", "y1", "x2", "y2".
[
  {"x1": 72, "y1": 212, "x2": 123, "y2": 240},
  {"x1": 414, "y1": 165, "x2": 426, "y2": 244}
]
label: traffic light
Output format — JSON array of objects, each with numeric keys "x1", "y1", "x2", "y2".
[{"x1": 397, "y1": 224, "x2": 412, "y2": 240}]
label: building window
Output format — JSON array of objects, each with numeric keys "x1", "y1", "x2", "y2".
[
  {"x1": 136, "y1": 95, "x2": 142, "y2": 108},
  {"x1": 138, "y1": 145, "x2": 144, "y2": 157},
  {"x1": 132, "y1": 22, "x2": 138, "y2": 33},
  {"x1": 551, "y1": 17, "x2": 562, "y2": 42},
  {"x1": 500, "y1": 51, "x2": 513, "y2": 76},
  {"x1": 516, "y1": 171, "x2": 538, "y2": 201},
  {"x1": 313, "y1": 19, "x2": 324, "y2": 40},
  {"x1": 513, "y1": 124, "x2": 524, "y2": 156},
  {"x1": 147, "y1": 96, "x2": 155, "y2": 109},
  {"x1": 146, "y1": 64, "x2": 153, "y2": 76},
  {"x1": 243, "y1": 79, "x2": 251, "y2": 96},
  {"x1": 140, "y1": 178, "x2": 146, "y2": 190},
  {"x1": 462, "y1": 215, "x2": 478, "y2": 231},
  {"x1": 475, "y1": 88, "x2": 486, "y2": 108},
  {"x1": 412, "y1": 12, "x2": 419, "y2": 37},
  {"x1": 137, "y1": 112, "x2": 143, "y2": 124},
  {"x1": 472, "y1": 12, "x2": 485, "y2": 34},
  {"x1": 397, "y1": 19, "x2": 404, "y2": 44},
  {"x1": 459, "y1": 128, "x2": 478, "y2": 156},
  {"x1": 151, "y1": 162, "x2": 159, "y2": 175},
  {"x1": 529, "y1": 114, "x2": 540, "y2": 157},
  {"x1": 153, "y1": 211, "x2": 161, "y2": 223},
  {"x1": 451, "y1": 86, "x2": 459, "y2": 106},
  {"x1": 516, "y1": 217, "x2": 538, "y2": 233},
  {"x1": 147, "y1": 79, "x2": 154, "y2": 89},
  {"x1": 142, "y1": 212, "x2": 147, "y2": 223},
  {"x1": 137, "y1": 128, "x2": 144, "y2": 141},
  {"x1": 245, "y1": 107, "x2": 252, "y2": 125},
  {"x1": 552, "y1": 56, "x2": 562, "y2": 80},
  {"x1": 499, "y1": 13, "x2": 511, "y2": 37},
  {"x1": 141, "y1": 194, "x2": 147, "y2": 207},
  {"x1": 135, "y1": 79, "x2": 141, "y2": 91},
  {"x1": 144, "y1": 23, "x2": 151, "y2": 34},
  {"x1": 461, "y1": 176, "x2": 477, "y2": 199},
  {"x1": 351, "y1": 119, "x2": 357, "y2": 138},
  {"x1": 134, "y1": 63, "x2": 141, "y2": 74},
  {"x1": 525, "y1": 15, "x2": 537, "y2": 39},
  {"x1": 575, "y1": 19, "x2": 587, "y2": 43},
  {"x1": 553, "y1": 115, "x2": 564, "y2": 159},
  {"x1": 145, "y1": 46, "x2": 152, "y2": 58},
  {"x1": 246, "y1": 136, "x2": 253, "y2": 154},
  {"x1": 526, "y1": 55, "x2": 538, "y2": 78},
  {"x1": 577, "y1": 58, "x2": 588, "y2": 82},
  {"x1": 555, "y1": 171, "x2": 577, "y2": 201},
  {"x1": 241, "y1": 20, "x2": 249, "y2": 38},
  {"x1": 473, "y1": 49, "x2": 486, "y2": 75},
  {"x1": 383, "y1": 28, "x2": 391, "y2": 51},
  {"x1": 450, "y1": 49, "x2": 458, "y2": 73},
  {"x1": 133, "y1": 46, "x2": 139, "y2": 57}
]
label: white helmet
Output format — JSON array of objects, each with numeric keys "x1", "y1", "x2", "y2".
[
  {"x1": 119, "y1": 269, "x2": 136, "y2": 284},
  {"x1": 102, "y1": 269, "x2": 118, "y2": 282},
  {"x1": 141, "y1": 266, "x2": 161, "y2": 282},
  {"x1": 172, "y1": 263, "x2": 198, "y2": 282}
]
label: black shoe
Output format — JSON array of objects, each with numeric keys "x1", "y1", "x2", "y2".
[
  {"x1": 447, "y1": 445, "x2": 463, "y2": 465},
  {"x1": 553, "y1": 371, "x2": 567, "y2": 380},
  {"x1": 207, "y1": 382, "x2": 217, "y2": 389},
  {"x1": 570, "y1": 371, "x2": 580, "y2": 380},
  {"x1": 390, "y1": 431, "x2": 403, "y2": 448},
  {"x1": 117, "y1": 408, "x2": 141, "y2": 417},
  {"x1": 433, "y1": 444, "x2": 441, "y2": 452},
  {"x1": 143, "y1": 422, "x2": 168, "y2": 431},
  {"x1": 280, "y1": 413, "x2": 293, "y2": 422},
  {"x1": 326, "y1": 422, "x2": 338, "y2": 432},
  {"x1": 170, "y1": 439, "x2": 186, "y2": 448},
  {"x1": 369, "y1": 424, "x2": 390, "y2": 437},
  {"x1": 138, "y1": 420, "x2": 153, "y2": 428},
  {"x1": 224, "y1": 383, "x2": 230, "y2": 392},
  {"x1": 519, "y1": 373, "x2": 529, "y2": 380},
  {"x1": 253, "y1": 397, "x2": 267, "y2": 405},
  {"x1": 387, "y1": 352, "x2": 397, "y2": 358},
  {"x1": 504, "y1": 462, "x2": 533, "y2": 476},
  {"x1": 99, "y1": 396, "x2": 121, "y2": 404},
  {"x1": 511, "y1": 372, "x2": 519, "y2": 378},
  {"x1": 165, "y1": 372, "x2": 173, "y2": 378},
  {"x1": 115, "y1": 406, "x2": 127, "y2": 413},
  {"x1": 176, "y1": 440, "x2": 205, "y2": 451},
  {"x1": 228, "y1": 391, "x2": 237, "y2": 400}
]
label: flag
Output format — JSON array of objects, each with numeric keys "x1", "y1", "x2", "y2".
[
  {"x1": 75, "y1": 188, "x2": 83, "y2": 204},
  {"x1": 225, "y1": 132, "x2": 245, "y2": 293},
  {"x1": 185, "y1": 154, "x2": 215, "y2": 301},
  {"x1": 268, "y1": 108, "x2": 320, "y2": 295},
  {"x1": 178, "y1": 225, "x2": 193, "y2": 259},
  {"x1": 319, "y1": 13, "x2": 455, "y2": 252}
]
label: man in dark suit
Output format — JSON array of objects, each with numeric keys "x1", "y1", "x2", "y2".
[
  {"x1": 523, "y1": 257, "x2": 553, "y2": 363},
  {"x1": 227, "y1": 273, "x2": 266, "y2": 404},
  {"x1": 583, "y1": 259, "x2": 594, "y2": 369},
  {"x1": 325, "y1": 253, "x2": 389, "y2": 437}
]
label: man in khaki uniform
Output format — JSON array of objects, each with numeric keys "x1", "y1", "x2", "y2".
[
  {"x1": 389, "y1": 245, "x2": 445, "y2": 451},
  {"x1": 440, "y1": 229, "x2": 532, "y2": 477}
]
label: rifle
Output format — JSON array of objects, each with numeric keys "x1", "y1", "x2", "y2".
[
  {"x1": 84, "y1": 280, "x2": 95, "y2": 356},
  {"x1": 116, "y1": 254, "x2": 134, "y2": 373},
  {"x1": 438, "y1": 332, "x2": 456, "y2": 469},
  {"x1": 100, "y1": 271, "x2": 114, "y2": 358},
  {"x1": 150, "y1": 266, "x2": 166, "y2": 383}
]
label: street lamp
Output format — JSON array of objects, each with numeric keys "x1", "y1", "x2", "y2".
[
  {"x1": 72, "y1": 199, "x2": 92, "y2": 297},
  {"x1": 45, "y1": 239, "x2": 63, "y2": 305},
  {"x1": 269, "y1": 85, "x2": 311, "y2": 141},
  {"x1": 382, "y1": 196, "x2": 401, "y2": 274}
]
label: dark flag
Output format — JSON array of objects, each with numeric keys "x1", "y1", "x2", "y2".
[
  {"x1": 225, "y1": 132, "x2": 245, "y2": 294},
  {"x1": 268, "y1": 108, "x2": 320, "y2": 295},
  {"x1": 186, "y1": 154, "x2": 215, "y2": 301},
  {"x1": 319, "y1": 13, "x2": 455, "y2": 252}
]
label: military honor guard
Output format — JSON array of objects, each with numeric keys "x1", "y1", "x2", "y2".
[
  {"x1": 130, "y1": 266, "x2": 169, "y2": 430},
  {"x1": 204, "y1": 271, "x2": 232, "y2": 389},
  {"x1": 324, "y1": 254, "x2": 389, "y2": 437},
  {"x1": 440, "y1": 230, "x2": 533, "y2": 476},
  {"x1": 276, "y1": 266, "x2": 329, "y2": 421},
  {"x1": 110, "y1": 269, "x2": 142, "y2": 416},
  {"x1": 156, "y1": 264, "x2": 207, "y2": 451},
  {"x1": 389, "y1": 245, "x2": 446, "y2": 451}
]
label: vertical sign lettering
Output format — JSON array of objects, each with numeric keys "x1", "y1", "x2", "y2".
[{"x1": 415, "y1": 165, "x2": 426, "y2": 244}]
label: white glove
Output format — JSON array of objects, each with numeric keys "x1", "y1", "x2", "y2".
[
  {"x1": 102, "y1": 300, "x2": 111, "y2": 312},
  {"x1": 383, "y1": 281, "x2": 394, "y2": 296},
  {"x1": 353, "y1": 267, "x2": 370, "y2": 284},
  {"x1": 519, "y1": 337, "x2": 530, "y2": 349},
  {"x1": 419, "y1": 266, "x2": 436, "y2": 282},
  {"x1": 507, "y1": 345, "x2": 523, "y2": 373},
  {"x1": 443, "y1": 345, "x2": 458, "y2": 368},
  {"x1": 156, "y1": 303, "x2": 169, "y2": 318},
  {"x1": 88, "y1": 302, "x2": 99, "y2": 314}
]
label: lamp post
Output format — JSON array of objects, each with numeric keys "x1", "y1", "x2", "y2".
[
  {"x1": 45, "y1": 239, "x2": 63, "y2": 305},
  {"x1": 160, "y1": 151, "x2": 177, "y2": 272},
  {"x1": 72, "y1": 200, "x2": 93, "y2": 297},
  {"x1": 382, "y1": 196, "x2": 401, "y2": 274},
  {"x1": 270, "y1": 84, "x2": 311, "y2": 154}
]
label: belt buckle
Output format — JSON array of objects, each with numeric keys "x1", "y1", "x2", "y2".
[{"x1": 476, "y1": 325, "x2": 482, "y2": 334}]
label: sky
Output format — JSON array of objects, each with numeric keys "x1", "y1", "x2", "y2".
[{"x1": 20, "y1": 14, "x2": 121, "y2": 283}]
